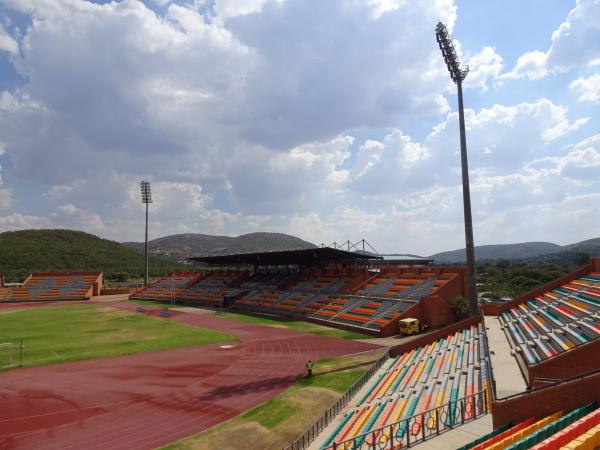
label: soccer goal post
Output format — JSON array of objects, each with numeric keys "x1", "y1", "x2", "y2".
[{"x1": 0, "y1": 341, "x2": 22, "y2": 369}]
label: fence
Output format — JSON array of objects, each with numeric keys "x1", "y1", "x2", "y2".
[
  {"x1": 284, "y1": 349, "x2": 390, "y2": 450},
  {"x1": 0, "y1": 340, "x2": 23, "y2": 369},
  {"x1": 322, "y1": 390, "x2": 488, "y2": 450}
]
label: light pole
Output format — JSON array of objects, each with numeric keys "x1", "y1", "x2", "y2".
[
  {"x1": 140, "y1": 180, "x2": 152, "y2": 286},
  {"x1": 435, "y1": 22, "x2": 478, "y2": 317}
]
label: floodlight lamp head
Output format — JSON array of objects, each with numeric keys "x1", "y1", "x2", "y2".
[
  {"x1": 140, "y1": 180, "x2": 152, "y2": 204},
  {"x1": 435, "y1": 21, "x2": 468, "y2": 84}
]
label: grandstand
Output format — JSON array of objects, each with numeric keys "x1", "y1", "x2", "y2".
[
  {"x1": 132, "y1": 248, "x2": 466, "y2": 337},
  {"x1": 317, "y1": 320, "x2": 491, "y2": 449},
  {"x1": 1, "y1": 272, "x2": 102, "y2": 302},
  {"x1": 498, "y1": 273, "x2": 600, "y2": 365},
  {"x1": 282, "y1": 258, "x2": 600, "y2": 450},
  {"x1": 131, "y1": 271, "x2": 245, "y2": 307},
  {"x1": 130, "y1": 272, "x2": 202, "y2": 301},
  {"x1": 457, "y1": 403, "x2": 600, "y2": 450},
  {"x1": 230, "y1": 269, "x2": 462, "y2": 337},
  {"x1": 238, "y1": 271, "x2": 290, "y2": 291}
]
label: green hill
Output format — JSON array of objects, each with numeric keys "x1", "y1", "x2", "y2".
[
  {"x1": 123, "y1": 231, "x2": 316, "y2": 261},
  {"x1": 0, "y1": 229, "x2": 186, "y2": 283}
]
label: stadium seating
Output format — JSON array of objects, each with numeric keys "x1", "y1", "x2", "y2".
[
  {"x1": 0, "y1": 287, "x2": 10, "y2": 301},
  {"x1": 230, "y1": 271, "x2": 461, "y2": 332},
  {"x1": 499, "y1": 273, "x2": 600, "y2": 364},
  {"x1": 131, "y1": 272, "x2": 244, "y2": 306},
  {"x1": 311, "y1": 297, "x2": 414, "y2": 330},
  {"x1": 320, "y1": 322, "x2": 491, "y2": 448},
  {"x1": 458, "y1": 403, "x2": 599, "y2": 450},
  {"x1": 357, "y1": 272, "x2": 455, "y2": 298},
  {"x1": 135, "y1": 270, "x2": 459, "y2": 333},
  {"x1": 239, "y1": 272, "x2": 290, "y2": 291},
  {"x1": 132, "y1": 272, "x2": 201, "y2": 301},
  {"x1": 5, "y1": 272, "x2": 101, "y2": 302},
  {"x1": 289, "y1": 272, "x2": 355, "y2": 293},
  {"x1": 194, "y1": 271, "x2": 240, "y2": 287}
]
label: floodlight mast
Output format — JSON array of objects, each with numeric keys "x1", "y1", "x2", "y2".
[
  {"x1": 140, "y1": 180, "x2": 152, "y2": 286},
  {"x1": 435, "y1": 22, "x2": 478, "y2": 317}
]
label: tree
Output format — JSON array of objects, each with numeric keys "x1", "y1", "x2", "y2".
[{"x1": 452, "y1": 295, "x2": 469, "y2": 320}]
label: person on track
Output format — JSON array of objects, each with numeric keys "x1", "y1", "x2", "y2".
[{"x1": 306, "y1": 360, "x2": 314, "y2": 377}]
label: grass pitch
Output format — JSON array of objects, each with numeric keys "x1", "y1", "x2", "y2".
[
  {"x1": 161, "y1": 350, "x2": 386, "y2": 450},
  {"x1": 0, "y1": 304, "x2": 235, "y2": 369},
  {"x1": 212, "y1": 310, "x2": 369, "y2": 340},
  {"x1": 127, "y1": 299, "x2": 369, "y2": 339}
]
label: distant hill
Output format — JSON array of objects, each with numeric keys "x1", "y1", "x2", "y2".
[
  {"x1": 123, "y1": 232, "x2": 317, "y2": 261},
  {"x1": 563, "y1": 237, "x2": 600, "y2": 254},
  {"x1": 0, "y1": 229, "x2": 186, "y2": 282},
  {"x1": 429, "y1": 238, "x2": 600, "y2": 263}
]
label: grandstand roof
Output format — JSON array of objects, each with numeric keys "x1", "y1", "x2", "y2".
[
  {"x1": 188, "y1": 247, "x2": 382, "y2": 266},
  {"x1": 380, "y1": 254, "x2": 433, "y2": 264}
]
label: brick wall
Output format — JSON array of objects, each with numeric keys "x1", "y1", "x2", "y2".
[{"x1": 492, "y1": 371, "x2": 600, "y2": 428}]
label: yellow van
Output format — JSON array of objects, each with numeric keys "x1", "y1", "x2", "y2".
[{"x1": 398, "y1": 318, "x2": 428, "y2": 335}]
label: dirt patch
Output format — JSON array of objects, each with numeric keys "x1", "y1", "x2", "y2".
[
  {"x1": 175, "y1": 421, "x2": 277, "y2": 450},
  {"x1": 164, "y1": 387, "x2": 340, "y2": 450}
]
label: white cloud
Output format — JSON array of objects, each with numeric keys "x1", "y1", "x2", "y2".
[
  {"x1": 0, "y1": 212, "x2": 49, "y2": 230},
  {"x1": 213, "y1": 0, "x2": 270, "y2": 19},
  {"x1": 570, "y1": 74, "x2": 600, "y2": 103},
  {"x1": 546, "y1": 0, "x2": 600, "y2": 72},
  {"x1": 0, "y1": 189, "x2": 11, "y2": 210},
  {"x1": 505, "y1": 0, "x2": 600, "y2": 79},
  {"x1": 349, "y1": 98, "x2": 589, "y2": 198},
  {"x1": 0, "y1": 204, "x2": 106, "y2": 233},
  {"x1": 559, "y1": 134, "x2": 600, "y2": 180},
  {"x1": 464, "y1": 46, "x2": 505, "y2": 90},
  {"x1": 0, "y1": 0, "x2": 456, "y2": 209},
  {"x1": 0, "y1": 23, "x2": 18, "y2": 55},
  {"x1": 0, "y1": 0, "x2": 597, "y2": 255},
  {"x1": 503, "y1": 50, "x2": 548, "y2": 80}
]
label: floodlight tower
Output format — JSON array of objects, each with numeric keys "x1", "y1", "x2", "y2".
[
  {"x1": 435, "y1": 22, "x2": 478, "y2": 317},
  {"x1": 140, "y1": 180, "x2": 152, "y2": 286}
]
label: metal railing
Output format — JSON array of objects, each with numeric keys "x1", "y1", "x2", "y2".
[
  {"x1": 322, "y1": 390, "x2": 488, "y2": 450},
  {"x1": 284, "y1": 349, "x2": 390, "y2": 450},
  {"x1": 480, "y1": 320, "x2": 498, "y2": 400}
]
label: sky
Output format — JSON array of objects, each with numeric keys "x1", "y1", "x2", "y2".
[{"x1": 0, "y1": 0, "x2": 598, "y2": 255}]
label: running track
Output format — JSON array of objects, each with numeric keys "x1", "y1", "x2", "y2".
[{"x1": 0, "y1": 302, "x2": 380, "y2": 450}]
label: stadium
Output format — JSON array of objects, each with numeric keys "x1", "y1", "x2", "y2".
[
  {"x1": 0, "y1": 251, "x2": 599, "y2": 450},
  {"x1": 0, "y1": 1, "x2": 599, "y2": 450}
]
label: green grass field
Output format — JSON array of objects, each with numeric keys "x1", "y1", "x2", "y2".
[
  {"x1": 0, "y1": 304, "x2": 236, "y2": 370},
  {"x1": 161, "y1": 351, "x2": 386, "y2": 450},
  {"x1": 212, "y1": 311, "x2": 369, "y2": 340},
  {"x1": 126, "y1": 300, "x2": 369, "y2": 340},
  {"x1": 127, "y1": 299, "x2": 174, "y2": 309}
]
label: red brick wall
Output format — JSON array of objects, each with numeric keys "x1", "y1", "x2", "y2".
[
  {"x1": 421, "y1": 295, "x2": 455, "y2": 328},
  {"x1": 492, "y1": 371, "x2": 600, "y2": 428},
  {"x1": 380, "y1": 302, "x2": 423, "y2": 337},
  {"x1": 100, "y1": 288, "x2": 135, "y2": 295}
]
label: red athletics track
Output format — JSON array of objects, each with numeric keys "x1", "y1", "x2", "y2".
[{"x1": 0, "y1": 301, "x2": 381, "y2": 450}]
